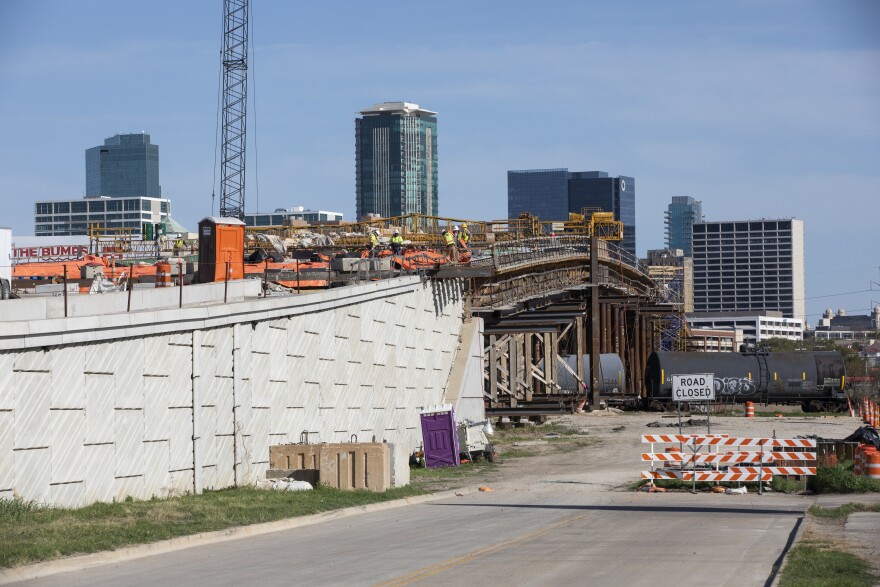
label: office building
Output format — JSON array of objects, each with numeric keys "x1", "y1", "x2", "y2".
[
  {"x1": 86, "y1": 133, "x2": 161, "y2": 198},
  {"x1": 813, "y1": 307, "x2": 880, "y2": 340},
  {"x1": 691, "y1": 218, "x2": 805, "y2": 322},
  {"x1": 664, "y1": 196, "x2": 703, "y2": 256},
  {"x1": 355, "y1": 102, "x2": 438, "y2": 219},
  {"x1": 507, "y1": 169, "x2": 636, "y2": 257},
  {"x1": 34, "y1": 196, "x2": 171, "y2": 238},
  {"x1": 507, "y1": 169, "x2": 570, "y2": 222},
  {"x1": 686, "y1": 312, "x2": 804, "y2": 345},
  {"x1": 244, "y1": 206, "x2": 343, "y2": 227}
]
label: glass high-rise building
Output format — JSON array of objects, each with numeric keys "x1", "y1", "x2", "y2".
[
  {"x1": 86, "y1": 133, "x2": 161, "y2": 198},
  {"x1": 355, "y1": 102, "x2": 438, "y2": 219},
  {"x1": 664, "y1": 196, "x2": 703, "y2": 256},
  {"x1": 507, "y1": 169, "x2": 570, "y2": 222},
  {"x1": 507, "y1": 169, "x2": 637, "y2": 258},
  {"x1": 568, "y1": 171, "x2": 636, "y2": 258}
]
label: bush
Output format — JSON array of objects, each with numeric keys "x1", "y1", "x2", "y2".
[{"x1": 808, "y1": 462, "x2": 880, "y2": 494}]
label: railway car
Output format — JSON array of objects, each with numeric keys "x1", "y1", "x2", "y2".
[{"x1": 644, "y1": 351, "x2": 848, "y2": 412}]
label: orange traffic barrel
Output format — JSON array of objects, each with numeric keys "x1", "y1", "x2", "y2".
[
  {"x1": 866, "y1": 449, "x2": 880, "y2": 479},
  {"x1": 855, "y1": 444, "x2": 869, "y2": 475},
  {"x1": 155, "y1": 261, "x2": 172, "y2": 288},
  {"x1": 745, "y1": 401, "x2": 755, "y2": 418}
]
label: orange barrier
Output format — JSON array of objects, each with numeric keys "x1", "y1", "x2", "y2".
[
  {"x1": 745, "y1": 401, "x2": 754, "y2": 418},
  {"x1": 155, "y1": 261, "x2": 172, "y2": 287},
  {"x1": 866, "y1": 449, "x2": 880, "y2": 479}
]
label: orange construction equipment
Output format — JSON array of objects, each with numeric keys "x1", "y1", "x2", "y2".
[
  {"x1": 745, "y1": 401, "x2": 755, "y2": 418},
  {"x1": 866, "y1": 449, "x2": 880, "y2": 479}
]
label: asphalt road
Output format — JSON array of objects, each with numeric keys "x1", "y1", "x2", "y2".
[{"x1": 13, "y1": 486, "x2": 806, "y2": 587}]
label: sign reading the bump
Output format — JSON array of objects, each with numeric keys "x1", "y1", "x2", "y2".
[{"x1": 672, "y1": 374, "x2": 715, "y2": 402}]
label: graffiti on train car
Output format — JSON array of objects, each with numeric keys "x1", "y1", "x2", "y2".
[{"x1": 714, "y1": 376, "x2": 758, "y2": 396}]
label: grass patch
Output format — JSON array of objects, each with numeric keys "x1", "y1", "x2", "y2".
[
  {"x1": 808, "y1": 462, "x2": 880, "y2": 494},
  {"x1": 0, "y1": 485, "x2": 424, "y2": 568},
  {"x1": 772, "y1": 475, "x2": 806, "y2": 493},
  {"x1": 778, "y1": 544, "x2": 876, "y2": 587},
  {"x1": 498, "y1": 448, "x2": 540, "y2": 459},
  {"x1": 808, "y1": 503, "x2": 880, "y2": 519}
]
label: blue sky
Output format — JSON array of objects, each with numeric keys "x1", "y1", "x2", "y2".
[{"x1": 1, "y1": 0, "x2": 878, "y2": 324}]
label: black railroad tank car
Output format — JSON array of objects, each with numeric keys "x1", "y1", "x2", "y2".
[{"x1": 644, "y1": 351, "x2": 847, "y2": 411}]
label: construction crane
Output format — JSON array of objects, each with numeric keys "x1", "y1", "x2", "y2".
[{"x1": 219, "y1": 0, "x2": 248, "y2": 220}]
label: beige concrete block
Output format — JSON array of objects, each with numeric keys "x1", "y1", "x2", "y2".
[{"x1": 319, "y1": 442, "x2": 390, "y2": 491}]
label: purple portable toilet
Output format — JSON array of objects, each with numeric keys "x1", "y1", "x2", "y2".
[{"x1": 419, "y1": 404, "x2": 460, "y2": 468}]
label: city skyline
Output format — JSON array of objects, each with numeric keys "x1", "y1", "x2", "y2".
[{"x1": 1, "y1": 1, "x2": 878, "y2": 323}]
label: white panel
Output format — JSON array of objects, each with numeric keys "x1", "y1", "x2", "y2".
[
  {"x1": 0, "y1": 352, "x2": 12, "y2": 410},
  {"x1": 249, "y1": 408, "x2": 270, "y2": 465},
  {"x1": 143, "y1": 440, "x2": 170, "y2": 498},
  {"x1": 51, "y1": 482, "x2": 85, "y2": 509},
  {"x1": 201, "y1": 464, "x2": 218, "y2": 491},
  {"x1": 114, "y1": 409, "x2": 144, "y2": 477},
  {"x1": 114, "y1": 474, "x2": 146, "y2": 501},
  {"x1": 268, "y1": 381, "x2": 288, "y2": 434},
  {"x1": 250, "y1": 353, "x2": 270, "y2": 406},
  {"x1": 14, "y1": 448, "x2": 51, "y2": 504},
  {"x1": 167, "y1": 344, "x2": 193, "y2": 408},
  {"x1": 0, "y1": 412, "x2": 12, "y2": 490},
  {"x1": 84, "y1": 373, "x2": 115, "y2": 444},
  {"x1": 115, "y1": 339, "x2": 145, "y2": 409},
  {"x1": 51, "y1": 409, "x2": 85, "y2": 484},
  {"x1": 0, "y1": 490, "x2": 12, "y2": 501},
  {"x1": 214, "y1": 377, "x2": 234, "y2": 435},
  {"x1": 14, "y1": 370, "x2": 51, "y2": 449},
  {"x1": 213, "y1": 327, "x2": 234, "y2": 377},
  {"x1": 167, "y1": 407, "x2": 193, "y2": 471},
  {"x1": 143, "y1": 335, "x2": 171, "y2": 377},
  {"x1": 143, "y1": 376, "x2": 171, "y2": 442},
  {"x1": 14, "y1": 348, "x2": 50, "y2": 372},
  {"x1": 50, "y1": 345, "x2": 85, "y2": 409},
  {"x1": 167, "y1": 469, "x2": 193, "y2": 496},
  {"x1": 200, "y1": 406, "x2": 219, "y2": 466},
  {"x1": 82, "y1": 443, "x2": 115, "y2": 503},
  {"x1": 213, "y1": 435, "x2": 235, "y2": 489},
  {"x1": 84, "y1": 341, "x2": 115, "y2": 374}
]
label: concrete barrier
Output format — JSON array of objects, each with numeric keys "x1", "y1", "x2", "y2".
[{"x1": 270, "y1": 442, "x2": 392, "y2": 491}]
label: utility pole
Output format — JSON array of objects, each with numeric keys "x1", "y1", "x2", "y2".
[{"x1": 219, "y1": 0, "x2": 248, "y2": 220}]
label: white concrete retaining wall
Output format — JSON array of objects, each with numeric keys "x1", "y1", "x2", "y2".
[{"x1": 0, "y1": 276, "x2": 467, "y2": 507}]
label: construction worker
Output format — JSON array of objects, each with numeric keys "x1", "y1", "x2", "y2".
[
  {"x1": 369, "y1": 229, "x2": 380, "y2": 257},
  {"x1": 459, "y1": 223, "x2": 471, "y2": 250},
  {"x1": 390, "y1": 230, "x2": 403, "y2": 255},
  {"x1": 442, "y1": 227, "x2": 457, "y2": 263},
  {"x1": 174, "y1": 238, "x2": 184, "y2": 255}
]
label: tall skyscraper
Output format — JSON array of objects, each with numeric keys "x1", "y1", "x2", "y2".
[
  {"x1": 664, "y1": 196, "x2": 703, "y2": 256},
  {"x1": 507, "y1": 169, "x2": 570, "y2": 222},
  {"x1": 506, "y1": 169, "x2": 636, "y2": 258},
  {"x1": 355, "y1": 102, "x2": 438, "y2": 219},
  {"x1": 86, "y1": 133, "x2": 161, "y2": 198},
  {"x1": 692, "y1": 218, "x2": 805, "y2": 322}
]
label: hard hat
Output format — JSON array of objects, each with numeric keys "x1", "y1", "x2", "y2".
[
  {"x1": 453, "y1": 225, "x2": 459, "y2": 231},
  {"x1": 462, "y1": 223, "x2": 467, "y2": 228},
  {"x1": 393, "y1": 230, "x2": 399, "y2": 235}
]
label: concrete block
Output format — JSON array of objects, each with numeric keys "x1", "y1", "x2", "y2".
[
  {"x1": 319, "y1": 442, "x2": 390, "y2": 491},
  {"x1": 143, "y1": 336, "x2": 171, "y2": 377},
  {"x1": 213, "y1": 435, "x2": 235, "y2": 489},
  {"x1": 84, "y1": 341, "x2": 116, "y2": 374},
  {"x1": 388, "y1": 443, "x2": 411, "y2": 487},
  {"x1": 14, "y1": 348, "x2": 51, "y2": 372},
  {"x1": 14, "y1": 370, "x2": 51, "y2": 449},
  {"x1": 114, "y1": 409, "x2": 144, "y2": 478},
  {"x1": 143, "y1": 376, "x2": 171, "y2": 441},
  {"x1": 0, "y1": 412, "x2": 13, "y2": 491},
  {"x1": 51, "y1": 409, "x2": 85, "y2": 484},
  {"x1": 0, "y1": 352, "x2": 12, "y2": 410},
  {"x1": 167, "y1": 469, "x2": 193, "y2": 496},
  {"x1": 114, "y1": 474, "x2": 146, "y2": 502},
  {"x1": 82, "y1": 443, "x2": 115, "y2": 504},
  {"x1": 50, "y1": 345, "x2": 86, "y2": 409},
  {"x1": 269, "y1": 443, "x2": 321, "y2": 471},
  {"x1": 143, "y1": 440, "x2": 171, "y2": 498},
  {"x1": 14, "y1": 448, "x2": 51, "y2": 504},
  {"x1": 168, "y1": 408, "x2": 193, "y2": 470},
  {"x1": 84, "y1": 373, "x2": 115, "y2": 444},
  {"x1": 249, "y1": 408, "x2": 271, "y2": 466},
  {"x1": 51, "y1": 481, "x2": 86, "y2": 508}
]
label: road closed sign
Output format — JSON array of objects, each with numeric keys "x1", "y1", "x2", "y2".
[{"x1": 671, "y1": 374, "x2": 715, "y2": 402}]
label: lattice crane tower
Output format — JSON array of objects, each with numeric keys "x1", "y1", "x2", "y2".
[{"x1": 219, "y1": 0, "x2": 248, "y2": 220}]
